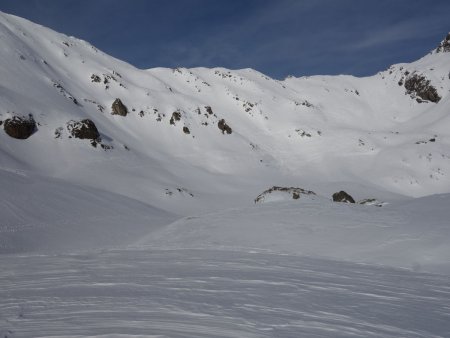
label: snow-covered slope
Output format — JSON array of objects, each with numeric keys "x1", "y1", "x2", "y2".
[
  {"x1": 139, "y1": 194, "x2": 450, "y2": 274},
  {"x1": 0, "y1": 11, "x2": 449, "y2": 216},
  {"x1": 1, "y1": 11, "x2": 450, "y2": 337},
  {"x1": 0, "y1": 168, "x2": 175, "y2": 253}
]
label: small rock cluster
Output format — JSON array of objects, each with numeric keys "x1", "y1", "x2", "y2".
[{"x1": 404, "y1": 74, "x2": 441, "y2": 103}]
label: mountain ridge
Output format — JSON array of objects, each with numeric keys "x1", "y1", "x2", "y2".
[{"x1": 1, "y1": 10, "x2": 449, "y2": 215}]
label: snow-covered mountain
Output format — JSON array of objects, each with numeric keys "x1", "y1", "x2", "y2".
[
  {"x1": 1, "y1": 11, "x2": 450, "y2": 337},
  {"x1": 1, "y1": 10, "x2": 449, "y2": 216}
]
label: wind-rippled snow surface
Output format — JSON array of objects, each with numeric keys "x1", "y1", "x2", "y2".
[{"x1": 2, "y1": 249, "x2": 450, "y2": 338}]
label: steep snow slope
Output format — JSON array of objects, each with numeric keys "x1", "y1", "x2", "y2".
[{"x1": 0, "y1": 11, "x2": 449, "y2": 215}]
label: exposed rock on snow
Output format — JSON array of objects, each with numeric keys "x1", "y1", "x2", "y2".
[
  {"x1": 255, "y1": 186, "x2": 316, "y2": 203},
  {"x1": 0, "y1": 11, "x2": 449, "y2": 211},
  {"x1": 205, "y1": 106, "x2": 214, "y2": 115},
  {"x1": 66, "y1": 119, "x2": 100, "y2": 140},
  {"x1": 111, "y1": 98, "x2": 128, "y2": 116},
  {"x1": 165, "y1": 187, "x2": 194, "y2": 197},
  {"x1": 404, "y1": 73, "x2": 441, "y2": 103},
  {"x1": 332, "y1": 191, "x2": 355, "y2": 203},
  {"x1": 3, "y1": 114, "x2": 36, "y2": 139},
  {"x1": 358, "y1": 198, "x2": 386, "y2": 207},
  {"x1": 53, "y1": 82, "x2": 79, "y2": 105},
  {"x1": 435, "y1": 32, "x2": 450, "y2": 53},
  {"x1": 169, "y1": 111, "x2": 181, "y2": 125},
  {"x1": 218, "y1": 118, "x2": 232, "y2": 134},
  {"x1": 90, "y1": 74, "x2": 101, "y2": 83}
]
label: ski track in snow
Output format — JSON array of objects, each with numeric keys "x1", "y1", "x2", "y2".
[{"x1": 1, "y1": 249, "x2": 450, "y2": 338}]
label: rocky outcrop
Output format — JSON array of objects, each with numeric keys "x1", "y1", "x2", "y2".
[
  {"x1": 332, "y1": 191, "x2": 355, "y2": 203},
  {"x1": 404, "y1": 74, "x2": 441, "y2": 103},
  {"x1": 218, "y1": 119, "x2": 232, "y2": 134},
  {"x1": 170, "y1": 111, "x2": 181, "y2": 125},
  {"x1": 255, "y1": 186, "x2": 316, "y2": 203},
  {"x1": 358, "y1": 198, "x2": 385, "y2": 207},
  {"x1": 3, "y1": 115, "x2": 36, "y2": 139},
  {"x1": 111, "y1": 98, "x2": 128, "y2": 116},
  {"x1": 435, "y1": 33, "x2": 450, "y2": 53},
  {"x1": 183, "y1": 126, "x2": 190, "y2": 134},
  {"x1": 66, "y1": 119, "x2": 100, "y2": 140}
]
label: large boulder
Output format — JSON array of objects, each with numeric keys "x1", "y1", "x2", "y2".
[
  {"x1": 332, "y1": 191, "x2": 355, "y2": 203},
  {"x1": 111, "y1": 98, "x2": 128, "y2": 116},
  {"x1": 3, "y1": 115, "x2": 36, "y2": 139},
  {"x1": 66, "y1": 119, "x2": 100, "y2": 140},
  {"x1": 218, "y1": 119, "x2": 232, "y2": 134}
]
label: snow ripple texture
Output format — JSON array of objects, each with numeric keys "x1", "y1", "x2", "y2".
[{"x1": 1, "y1": 249, "x2": 450, "y2": 338}]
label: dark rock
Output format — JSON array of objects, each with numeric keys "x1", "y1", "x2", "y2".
[
  {"x1": 404, "y1": 74, "x2": 441, "y2": 103},
  {"x1": 170, "y1": 111, "x2": 181, "y2": 125},
  {"x1": 91, "y1": 74, "x2": 101, "y2": 83},
  {"x1": 66, "y1": 119, "x2": 100, "y2": 140},
  {"x1": 332, "y1": 191, "x2": 355, "y2": 203},
  {"x1": 4, "y1": 115, "x2": 36, "y2": 139},
  {"x1": 205, "y1": 106, "x2": 213, "y2": 115},
  {"x1": 435, "y1": 32, "x2": 450, "y2": 53},
  {"x1": 358, "y1": 198, "x2": 385, "y2": 207},
  {"x1": 218, "y1": 119, "x2": 232, "y2": 134},
  {"x1": 111, "y1": 98, "x2": 128, "y2": 116},
  {"x1": 183, "y1": 126, "x2": 190, "y2": 134},
  {"x1": 255, "y1": 186, "x2": 316, "y2": 203}
]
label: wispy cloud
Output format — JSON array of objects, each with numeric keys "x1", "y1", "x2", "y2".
[
  {"x1": 1, "y1": 0, "x2": 449, "y2": 78},
  {"x1": 348, "y1": 15, "x2": 449, "y2": 51}
]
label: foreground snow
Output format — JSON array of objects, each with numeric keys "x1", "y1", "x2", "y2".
[{"x1": 1, "y1": 248, "x2": 450, "y2": 338}]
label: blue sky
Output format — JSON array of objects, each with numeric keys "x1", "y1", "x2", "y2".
[{"x1": 0, "y1": 0, "x2": 449, "y2": 78}]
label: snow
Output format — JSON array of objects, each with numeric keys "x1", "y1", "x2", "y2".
[
  {"x1": 0, "y1": 10, "x2": 450, "y2": 338},
  {"x1": 0, "y1": 169, "x2": 175, "y2": 254},
  {"x1": 2, "y1": 249, "x2": 450, "y2": 338},
  {"x1": 0, "y1": 11, "x2": 449, "y2": 213},
  {"x1": 138, "y1": 194, "x2": 450, "y2": 274}
]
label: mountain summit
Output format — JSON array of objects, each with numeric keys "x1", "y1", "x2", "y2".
[{"x1": 435, "y1": 32, "x2": 450, "y2": 53}]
